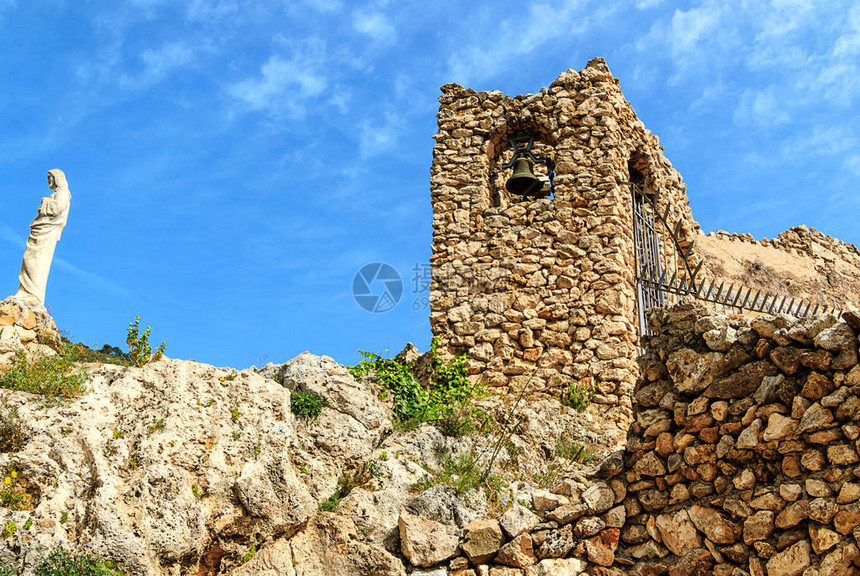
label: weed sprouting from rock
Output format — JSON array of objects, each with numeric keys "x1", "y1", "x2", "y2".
[
  {"x1": 1, "y1": 520, "x2": 15, "y2": 539},
  {"x1": 348, "y1": 338, "x2": 492, "y2": 436},
  {"x1": 555, "y1": 437, "x2": 594, "y2": 464},
  {"x1": 318, "y1": 461, "x2": 382, "y2": 512},
  {"x1": 30, "y1": 546, "x2": 124, "y2": 576},
  {"x1": 290, "y1": 390, "x2": 324, "y2": 419},
  {"x1": 0, "y1": 469, "x2": 35, "y2": 510},
  {"x1": 0, "y1": 347, "x2": 87, "y2": 399},
  {"x1": 126, "y1": 317, "x2": 166, "y2": 367},
  {"x1": 412, "y1": 450, "x2": 503, "y2": 503},
  {"x1": 0, "y1": 404, "x2": 26, "y2": 453},
  {"x1": 566, "y1": 378, "x2": 595, "y2": 412}
]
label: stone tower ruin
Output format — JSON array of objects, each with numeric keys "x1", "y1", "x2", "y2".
[{"x1": 429, "y1": 58, "x2": 701, "y2": 410}]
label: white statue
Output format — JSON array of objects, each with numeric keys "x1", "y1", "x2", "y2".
[{"x1": 14, "y1": 169, "x2": 71, "y2": 305}]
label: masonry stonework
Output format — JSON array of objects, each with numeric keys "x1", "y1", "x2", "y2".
[
  {"x1": 430, "y1": 58, "x2": 699, "y2": 408},
  {"x1": 400, "y1": 306, "x2": 860, "y2": 576}
]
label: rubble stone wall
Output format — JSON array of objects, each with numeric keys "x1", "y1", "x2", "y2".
[
  {"x1": 0, "y1": 297, "x2": 59, "y2": 365},
  {"x1": 613, "y1": 305, "x2": 860, "y2": 575},
  {"x1": 429, "y1": 58, "x2": 700, "y2": 407},
  {"x1": 404, "y1": 306, "x2": 860, "y2": 576}
]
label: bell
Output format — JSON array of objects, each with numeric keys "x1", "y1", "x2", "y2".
[{"x1": 505, "y1": 157, "x2": 542, "y2": 196}]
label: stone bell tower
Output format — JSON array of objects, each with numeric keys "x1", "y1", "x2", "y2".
[{"x1": 429, "y1": 58, "x2": 700, "y2": 411}]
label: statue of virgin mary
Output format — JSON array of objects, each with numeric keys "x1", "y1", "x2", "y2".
[{"x1": 14, "y1": 169, "x2": 71, "y2": 305}]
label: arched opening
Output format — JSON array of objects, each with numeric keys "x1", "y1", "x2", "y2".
[
  {"x1": 487, "y1": 121, "x2": 558, "y2": 208},
  {"x1": 627, "y1": 151, "x2": 652, "y2": 197}
]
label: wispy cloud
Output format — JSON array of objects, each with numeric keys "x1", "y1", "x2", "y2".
[
  {"x1": 733, "y1": 86, "x2": 792, "y2": 128},
  {"x1": 228, "y1": 39, "x2": 329, "y2": 119},
  {"x1": 0, "y1": 223, "x2": 23, "y2": 247},
  {"x1": 634, "y1": 0, "x2": 664, "y2": 8},
  {"x1": 119, "y1": 42, "x2": 198, "y2": 90},
  {"x1": 328, "y1": 88, "x2": 352, "y2": 114},
  {"x1": 357, "y1": 110, "x2": 404, "y2": 158},
  {"x1": 353, "y1": 11, "x2": 397, "y2": 46},
  {"x1": 636, "y1": 1, "x2": 738, "y2": 81},
  {"x1": 846, "y1": 156, "x2": 860, "y2": 176},
  {"x1": 780, "y1": 126, "x2": 858, "y2": 158},
  {"x1": 185, "y1": 0, "x2": 240, "y2": 21},
  {"x1": 301, "y1": 0, "x2": 342, "y2": 12},
  {"x1": 446, "y1": 1, "x2": 593, "y2": 85}
]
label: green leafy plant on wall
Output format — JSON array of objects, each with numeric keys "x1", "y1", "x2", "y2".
[
  {"x1": 348, "y1": 338, "x2": 492, "y2": 437},
  {"x1": 566, "y1": 378, "x2": 595, "y2": 412}
]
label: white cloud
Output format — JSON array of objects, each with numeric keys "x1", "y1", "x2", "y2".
[
  {"x1": 328, "y1": 88, "x2": 352, "y2": 114},
  {"x1": 633, "y1": 1, "x2": 859, "y2": 136},
  {"x1": 846, "y1": 156, "x2": 860, "y2": 175},
  {"x1": 302, "y1": 0, "x2": 342, "y2": 12},
  {"x1": 669, "y1": 4, "x2": 723, "y2": 55},
  {"x1": 733, "y1": 86, "x2": 792, "y2": 128},
  {"x1": 229, "y1": 40, "x2": 329, "y2": 119},
  {"x1": 185, "y1": 0, "x2": 240, "y2": 21},
  {"x1": 634, "y1": 0, "x2": 664, "y2": 8},
  {"x1": 780, "y1": 126, "x2": 857, "y2": 158},
  {"x1": 353, "y1": 11, "x2": 397, "y2": 46},
  {"x1": 446, "y1": 1, "x2": 592, "y2": 85},
  {"x1": 357, "y1": 111, "x2": 403, "y2": 158},
  {"x1": 688, "y1": 81, "x2": 726, "y2": 113},
  {"x1": 834, "y1": 4, "x2": 860, "y2": 57},
  {"x1": 120, "y1": 42, "x2": 197, "y2": 90},
  {"x1": 637, "y1": 0, "x2": 738, "y2": 77}
]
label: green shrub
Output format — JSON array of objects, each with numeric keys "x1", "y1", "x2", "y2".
[
  {"x1": 0, "y1": 348, "x2": 87, "y2": 399},
  {"x1": 0, "y1": 468, "x2": 35, "y2": 510},
  {"x1": 1, "y1": 520, "x2": 15, "y2": 539},
  {"x1": 566, "y1": 379, "x2": 595, "y2": 412},
  {"x1": 146, "y1": 419, "x2": 164, "y2": 435},
  {"x1": 61, "y1": 337, "x2": 130, "y2": 366},
  {"x1": 317, "y1": 461, "x2": 380, "y2": 512},
  {"x1": 126, "y1": 317, "x2": 166, "y2": 367},
  {"x1": 0, "y1": 404, "x2": 25, "y2": 452},
  {"x1": 412, "y1": 451, "x2": 502, "y2": 497},
  {"x1": 290, "y1": 390, "x2": 324, "y2": 419},
  {"x1": 348, "y1": 338, "x2": 491, "y2": 436},
  {"x1": 32, "y1": 546, "x2": 124, "y2": 576},
  {"x1": 240, "y1": 543, "x2": 257, "y2": 565},
  {"x1": 317, "y1": 493, "x2": 340, "y2": 512},
  {"x1": 555, "y1": 437, "x2": 594, "y2": 464}
]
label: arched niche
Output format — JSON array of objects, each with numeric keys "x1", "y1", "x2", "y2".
[{"x1": 486, "y1": 119, "x2": 559, "y2": 209}]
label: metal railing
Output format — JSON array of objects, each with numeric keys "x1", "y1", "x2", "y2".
[{"x1": 631, "y1": 184, "x2": 838, "y2": 336}]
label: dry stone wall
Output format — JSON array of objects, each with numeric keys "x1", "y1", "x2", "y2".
[
  {"x1": 616, "y1": 304, "x2": 860, "y2": 575},
  {"x1": 400, "y1": 305, "x2": 860, "y2": 576},
  {"x1": 430, "y1": 58, "x2": 699, "y2": 412},
  {"x1": 0, "y1": 297, "x2": 59, "y2": 366}
]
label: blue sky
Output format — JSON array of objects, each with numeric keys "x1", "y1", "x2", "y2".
[{"x1": 1, "y1": 0, "x2": 857, "y2": 368}]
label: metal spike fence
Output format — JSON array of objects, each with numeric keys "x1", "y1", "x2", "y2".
[{"x1": 631, "y1": 183, "x2": 839, "y2": 337}]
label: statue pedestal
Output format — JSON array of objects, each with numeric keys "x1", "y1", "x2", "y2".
[{"x1": 0, "y1": 297, "x2": 60, "y2": 365}]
